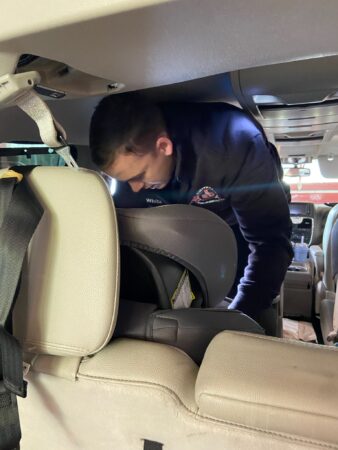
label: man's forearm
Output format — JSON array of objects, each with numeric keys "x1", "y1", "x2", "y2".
[{"x1": 228, "y1": 243, "x2": 292, "y2": 318}]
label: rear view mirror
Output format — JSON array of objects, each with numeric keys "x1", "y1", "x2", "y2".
[{"x1": 284, "y1": 167, "x2": 311, "y2": 177}]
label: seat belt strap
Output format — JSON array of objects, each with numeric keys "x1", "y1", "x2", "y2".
[
  {"x1": 0, "y1": 382, "x2": 21, "y2": 450},
  {"x1": 0, "y1": 177, "x2": 16, "y2": 227},
  {"x1": 0, "y1": 170, "x2": 43, "y2": 323},
  {"x1": 0, "y1": 168, "x2": 43, "y2": 450},
  {"x1": 15, "y1": 90, "x2": 66, "y2": 148},
  {"x1": 0, "y1": 72, "x2": 78, "y2": 168},
  {"x1": 16, "y1": 90, "x2": 78, "y2": 168}
]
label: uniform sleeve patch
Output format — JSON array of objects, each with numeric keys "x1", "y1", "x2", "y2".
[{"x1": 190, "y1": 186, "x2": 223, "y2": 205}]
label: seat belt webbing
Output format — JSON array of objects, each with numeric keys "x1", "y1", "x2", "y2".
[
  {"x1": 16, "y1": 90, "x2": 65, "y2": 148},
  {"x1": 0, "y1": 168, "x2": 43, "y2": 450},
  {"x1": 0, "y1": 72, "x2": 78, "y2": 168},
  {"x1": 15, "y1": 90, "x2": 78, "y2": 168},
  {"x1": 0, "y1": 178, "x2": 16, "y2": 227},
  {"x1": 0, "y1": 171, "x2": 43, "y2": 323}
]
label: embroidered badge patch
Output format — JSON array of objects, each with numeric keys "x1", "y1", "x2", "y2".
[{"x1": 190, "y1": 186, "x2": 223, "y2": 205}]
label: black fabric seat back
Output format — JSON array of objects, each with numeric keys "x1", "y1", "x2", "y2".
[
  {"x1": 120, "y1": 246, "x2": 204, "y2": 309},
  {"x1": 117, "y1": 205, "x2": 237, "y2": 308},
  {"x1": 115, "y1": 205, "x2": 266, "y2": 362}
]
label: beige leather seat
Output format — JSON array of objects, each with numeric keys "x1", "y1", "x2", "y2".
[
  {"x1": 13, "y1": 167, "x2": 338, "y2": 449},
  {"x1": 321, "y1": 289, "x2": 337, "y2": 345},
  {"x1": 320, "y1": 218, "x2": 338, "y2": 345},
  {"x1": 311, "y1": 204, "x2": 338, "y2": 314}
]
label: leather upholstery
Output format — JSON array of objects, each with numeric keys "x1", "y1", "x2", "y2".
[
  {"x1": 12, "y1": 167, "x2": 338, "y2": 449},
  {"x1": 313, "y1": 204, "x2": 338, "y2": 314},
  {"x1": 13, "y1": 167, "x2": 120, "y2": 356},
  {"x1": 319, "y1": 218, "x2": 338, "y2": 344},
  {"x1": 309, "y1": 245, "x2": 324, "y2": 284},
  {"x1": 196, "y1": 331, "x2": 338, "y2": 445},
  {"x1": 320, "y1": 298, "x2": 335, "y2": 345},
  {"x1": 321, "y1": 204, "x2": 338, "y2": 292},
  {"x1": 311, "y1": 205, "x2": 330, "y2": 246},
  {"x1": 18, "y1": 333, "x2": 338, "y2": 449}
]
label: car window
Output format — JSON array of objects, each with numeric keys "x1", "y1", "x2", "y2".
[
  {"x1": 0, "y1": 142, "x2": 66, "y2": 168},
  {"x1": 100, "y1": 172, "x2": 117, "y2": 195},
  {"x1": 283, "y1": 158, "x2": 338, "y2": 204}
]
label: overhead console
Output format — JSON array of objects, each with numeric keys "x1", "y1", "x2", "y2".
[{"x1": 230, "y1": 55, "x2": 338, "y2": 160}]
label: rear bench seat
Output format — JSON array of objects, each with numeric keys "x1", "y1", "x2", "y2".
[{"x1": 9, "y1": 167, "x2": 338, "y2": 449}]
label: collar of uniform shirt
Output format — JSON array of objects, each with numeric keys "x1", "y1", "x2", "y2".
[{"x1": 172, "y1": 141, "x2": 195, "y2": 190}]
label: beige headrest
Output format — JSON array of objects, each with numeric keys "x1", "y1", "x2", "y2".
[{"x1": 13, "y1": 167, "x2": 119, "y2": 357}]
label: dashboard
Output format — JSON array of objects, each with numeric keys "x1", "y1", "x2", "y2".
[
  {"x1": 289, "y1": 202, "x2": 330, "y2": 245},
  {"x1": 290, "y1": 216, "x2": 313, "y2": 244}
]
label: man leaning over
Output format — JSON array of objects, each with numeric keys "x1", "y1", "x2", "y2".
[{"x1": 90, "y1": 93, "x2": 293, "y2": 320}]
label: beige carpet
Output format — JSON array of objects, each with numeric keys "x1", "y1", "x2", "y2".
[{"x1": 283, "y1": 318, "x2": 317, "y2": 342}]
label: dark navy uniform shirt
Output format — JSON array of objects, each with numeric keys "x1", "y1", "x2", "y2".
[{"x1": 114, "y1": 102, "x2": 293, "y2": 317}]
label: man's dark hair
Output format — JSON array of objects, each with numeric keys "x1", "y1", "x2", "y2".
[{"x1": 90, "y1": 93, "x2": 166, "y2": 169}]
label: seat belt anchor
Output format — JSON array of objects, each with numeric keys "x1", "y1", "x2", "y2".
[
  {"x1": 56, "y1": 135, "x2": 79, "y2": 169},
  {"x1": 0, "y1": 72, "x2": 41, "y2": 107}
]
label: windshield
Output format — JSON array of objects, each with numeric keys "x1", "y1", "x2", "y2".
[{"x1": 283, "y1": 158, "x2": 338, "y2": 204}]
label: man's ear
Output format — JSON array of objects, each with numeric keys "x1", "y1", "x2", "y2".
[{"x1": 155, "y1": 136, "x2": 173, "y2": 156}]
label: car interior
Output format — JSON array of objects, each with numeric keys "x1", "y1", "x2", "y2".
[{"x1": 1, "y1": 1, "x2": 338, "y2": 449}]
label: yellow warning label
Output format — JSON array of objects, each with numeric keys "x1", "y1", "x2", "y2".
[{"x1": 0, "y1": 170, "x2": 23, "y2": 182}]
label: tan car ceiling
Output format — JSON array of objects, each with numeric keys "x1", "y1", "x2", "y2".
[
  {"x1": 1, "y1": 0, "x2": 338, "y2": 91},
  {"x1": 0, "y1": 0, "x2": 170, "y2": 43},
  {"x1": 1, "y1": 0, "x2": 338, "y2": 150}
]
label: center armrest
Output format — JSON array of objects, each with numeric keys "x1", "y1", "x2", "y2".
[{"x1": 196, "y1": 331, "x2": 338, "y2": 445}]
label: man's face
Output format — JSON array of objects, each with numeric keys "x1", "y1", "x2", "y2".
[{"x1": 106, "y1": 136, "x2": 175, "y2": 193}]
